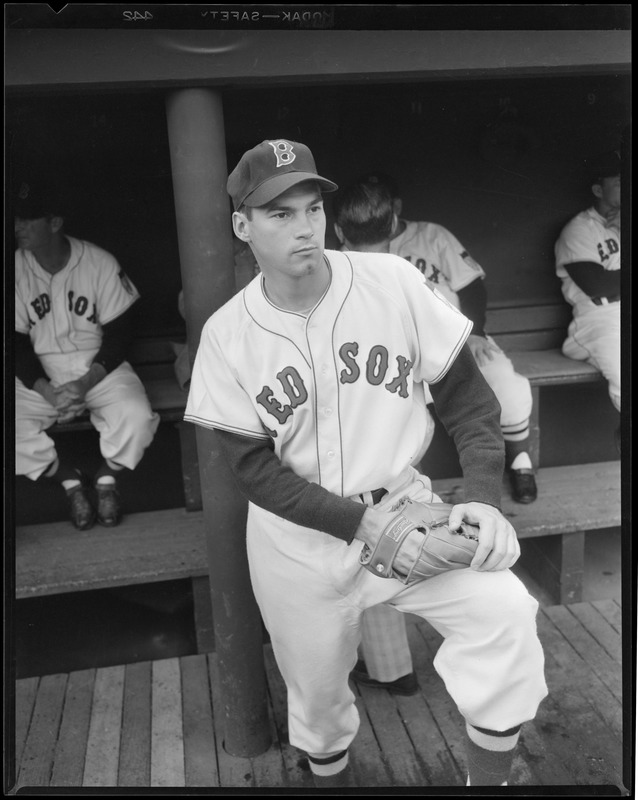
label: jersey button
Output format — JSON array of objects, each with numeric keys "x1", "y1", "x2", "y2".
[
  {"x1": 327, "y1": 450, "x2": 335, "y2": 458},
  {"x1": 324, "y1": 407, "x2": 333, "y2": 416}
]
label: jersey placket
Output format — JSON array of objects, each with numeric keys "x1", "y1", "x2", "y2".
[
  {"x1": 50, "y1": 270, "x2": 73, "y2": 352},
  {"x1": 305, "y1": 315, "x2": 344, "y2": 496}
]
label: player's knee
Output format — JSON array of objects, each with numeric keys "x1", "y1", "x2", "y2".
[
  {"x1": 120, "y1": 398, "x2": 157, "y2": 429},
  {"x1": 469, "y1": 574, "x2": 538, "y2": 625}
]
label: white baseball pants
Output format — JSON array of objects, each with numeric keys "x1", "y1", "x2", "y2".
[
  {"x1": 246, "y1": 468, "x2": 548, "y2": 756},
  {"x1": 478, "y1": 337, "x2": 533, "y2": 437},
  {"x1": 15, "y1": 362, "x2": 160, "y2": 480},
  {"x1": 562, "y1": 304, "x2": 620, "y2": 411}
]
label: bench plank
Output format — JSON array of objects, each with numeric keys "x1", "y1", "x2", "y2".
[
  {"x1": 17, "y1": 674, "x2": 67, "y2": 788},
  {"x1": 356, "y1": 682, "x2": 424, "y2": 786},
  {"x1": 537, "y1": 620, "x2": 623, "y2": 785},
  {"x1": 544, "y1": 605, "x2": 623, "y2": 703},
  {"x1": 83, "y1": 665, "x2": 125, "y2": 787},
  {"x1": 537, "y1": 610, "x2": 622, "y2": 737},
  {"x1": 592, "y1": 597, "x2": 621, "y2": 633},
  {"x1": 409, "y1": 621, "x2": 467, "y2": 778},
  {"x1": 15, "y1": 676, "x2": 38, "y2": 773},
  {"x1": 509, "y1": 349, "x2": 603, "y2": 385},
  {"x1": 119, "y1": 661, "x2": 152, "y2": 787},
  {"x1": 16, "y1": 507, "x2": 207, "y2": 598},
  {"x1": 568, "y1": 602, "x2": 622, "y2": 664},
  {"x1": 151, "y1": 658, "x2": 186, "y2": 787},
  {"x1": 433, "y1": 461, "x2": 621, "y2": 538},
  {"x1": 486, "y1": 303, "x2": 572, "y2": 334},
  {"x1": 50, "y1": 668, "x2": 95, "y2": 787},
  {"x1": 395, "y1": 620, "x2": 464, "y2": 785},
  {"x1": 181, "y1": 654, "x2": 220, "y2": 787}
]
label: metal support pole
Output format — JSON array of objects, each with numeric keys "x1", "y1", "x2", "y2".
[{"x1": 165, "y1": 88, "x2": 271, "y2": 757}]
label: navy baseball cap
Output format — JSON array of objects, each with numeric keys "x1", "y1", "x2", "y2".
[
  {"x1": 13, "y1": 177, "x2": 65, "y2": 220},
  {"x1": 586, "y1": 150, "x2": 621, "y2": 182},
  {"x1": 227, "y1": 139, "x2": 338, "y2": 211}
]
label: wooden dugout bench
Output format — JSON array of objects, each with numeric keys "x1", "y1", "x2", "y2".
[{"x1": 14, "y1": 303, "x2": 622, "y2": 653}]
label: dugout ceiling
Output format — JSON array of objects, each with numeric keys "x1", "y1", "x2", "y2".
[{"x1": 5, "y1": 28, "x2": 631, "y2": 93}]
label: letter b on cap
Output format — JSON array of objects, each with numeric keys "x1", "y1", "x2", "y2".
[{"x1": 269, "y1": 140, "x2": 296, "y2": 168}]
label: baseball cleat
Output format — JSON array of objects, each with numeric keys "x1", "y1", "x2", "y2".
[
  {"x1": 510, "y1": 468, "x2": 538, "y2": 504},
  {"x1": 95, "y1": 482, "x2": 123, "y2": 527},
  {"x1": 350, "y1": 660, "x2": 419, "y2": 696},
  {"x1": 66, "y1": 481, "x2": 97, "y2": 531}
]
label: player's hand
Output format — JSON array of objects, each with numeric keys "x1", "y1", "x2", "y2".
[
  {"x1": 54, "y1": 374, "x2": 93, "y2": 405},
  {"x1": 448, "y1": 501, "x2": 520, "y2": 571},
  {"x1": 56, "y1": 402, "x2": 88, "y2": 424},
  {"x1": 467, "y1": 334, "x2": 501, "y2": 367},
  {"x1": 54, "y1": 364, "x2": 107, "y2": 406},
  {"x1": 354, "y1": 507, "x2": 400, "y2": 550}
]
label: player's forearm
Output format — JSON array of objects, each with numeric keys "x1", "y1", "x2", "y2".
[
  {"x1": 81, "y1": 362, "x2": 108, "y2": 390},
  {"x1": 212, "y1": 429, "x2": 366, "y2": 543},
  {"x1": 32, "y1": 376, "x2": 57, "y2": 406},
  {"x1": 430, "y1": 345, "x2": 504, "y2": 509},
  {"x1": 92, "y1": 306, "x2": 136, "y2": 374},
  {"x1": 456, "y1": 279, "x2": 487, "y2": 337},
  {"x1": 563, "y1": 261, "x2": 620, "y2": 299},
  {"x1": 15, "y1": 332, "x2": 49, "y2": 390}
]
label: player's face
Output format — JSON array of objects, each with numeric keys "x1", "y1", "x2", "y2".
[
  {"x1": 14, "y1": 216, "x2": 57, "y2": 251},
  {"x1": 235, "y1": 182, "x2": 326, "y2": 280},
  {"x1": 599, "y1": 176, "x2": 621, "y2": 209}
]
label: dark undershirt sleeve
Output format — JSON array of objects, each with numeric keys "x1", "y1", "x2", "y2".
[
  {"x1": 212, "y1": 429, "x2": 366, "y2": 544},
  {"x1": 456, "y1": 278, "x2": 487, "y2": 337},
  {"x1": 564, "y1": 261, "x2": 620, "y2": 299},
  {"x1": 15, "y1": 332, "x2": 49, "y2": 389},
  {"x1": 429, "y1": 343, "x2": 505, "y2": 509},
  {"x1": 92, "y1": 304, "x2": 137, "y2": 374}
]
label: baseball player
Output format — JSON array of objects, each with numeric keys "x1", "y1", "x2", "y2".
[
  {"x1": 185, "y1": 139, "x2": 547, "y2": 788},
  {"x1": 350, "y1": 172, "x2": 537, "y2": 506},
  {"x1": 14, "y1": 177, "x2": 160, "y2": 530},
  {"x1": 554, "y1": 150, "x2": 621, "y2": 434}
]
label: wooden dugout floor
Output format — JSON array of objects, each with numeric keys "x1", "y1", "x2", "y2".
[{"x1": 12, "y1": 599, "x2": 627, "y2": 791}]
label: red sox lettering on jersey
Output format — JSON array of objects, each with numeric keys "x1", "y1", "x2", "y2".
[
  {"x1": 389, "y1": 221, "x2": 486, "y2": 308},
  {"x1": 256, "y1": 344, "x2": 414, "y2": 429},
  {"x1": 185, "y1": 250, "x2": 472, "y2": 497},
  {"x1": 15, "y1": 236, "x2": 139, "y2": 384}
]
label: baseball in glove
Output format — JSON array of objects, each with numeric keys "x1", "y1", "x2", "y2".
[{"x1": 359, "y1": 498, "x2": 480, "y2": 585}]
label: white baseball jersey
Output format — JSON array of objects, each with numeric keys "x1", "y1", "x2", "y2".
[
  {"x1": 555, "y1": 207, "x2": 621, "y2": 318},
  {"x1": 15, "y1": 236, "x2": 140, "y2": 385},
  {"x1": 389, "y1": 220, "x2": 485, "y2": 306},
  {"x1": 185, "y1": 249, "x2": 472, "y2": 498}
]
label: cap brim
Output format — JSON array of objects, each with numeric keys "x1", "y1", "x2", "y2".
[
  {"x1": 243, "y1": 172, "x2": 338, "y2": 208},
  {"x1": 13, "y1": 203, "x2": 50, "y2": 220}
]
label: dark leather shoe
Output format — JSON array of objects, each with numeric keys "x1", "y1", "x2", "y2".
[
  {"x1": 96, "y1": 483, "x2": 122, "y2": 527},
  {"x1": 350, "y1": 659, "x2": 419, "y2": 696},
  {"x1": 66, "y1": 481, "x2": 96, "y2": 531},
  {"x1": 510, "y1": 468, "x2": 538, "y2": 504}
]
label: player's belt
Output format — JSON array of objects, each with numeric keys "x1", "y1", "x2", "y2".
[
  {"x1": 358, "y1": 488, "x2": 388, "y2": 505},
  {"x1": 592, "y1": 294, "x2": 620, "y2": 306}
]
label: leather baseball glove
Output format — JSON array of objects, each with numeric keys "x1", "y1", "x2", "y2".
[{"x1": 359, "y1": 498, "x2": 479, "y2": 584}]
